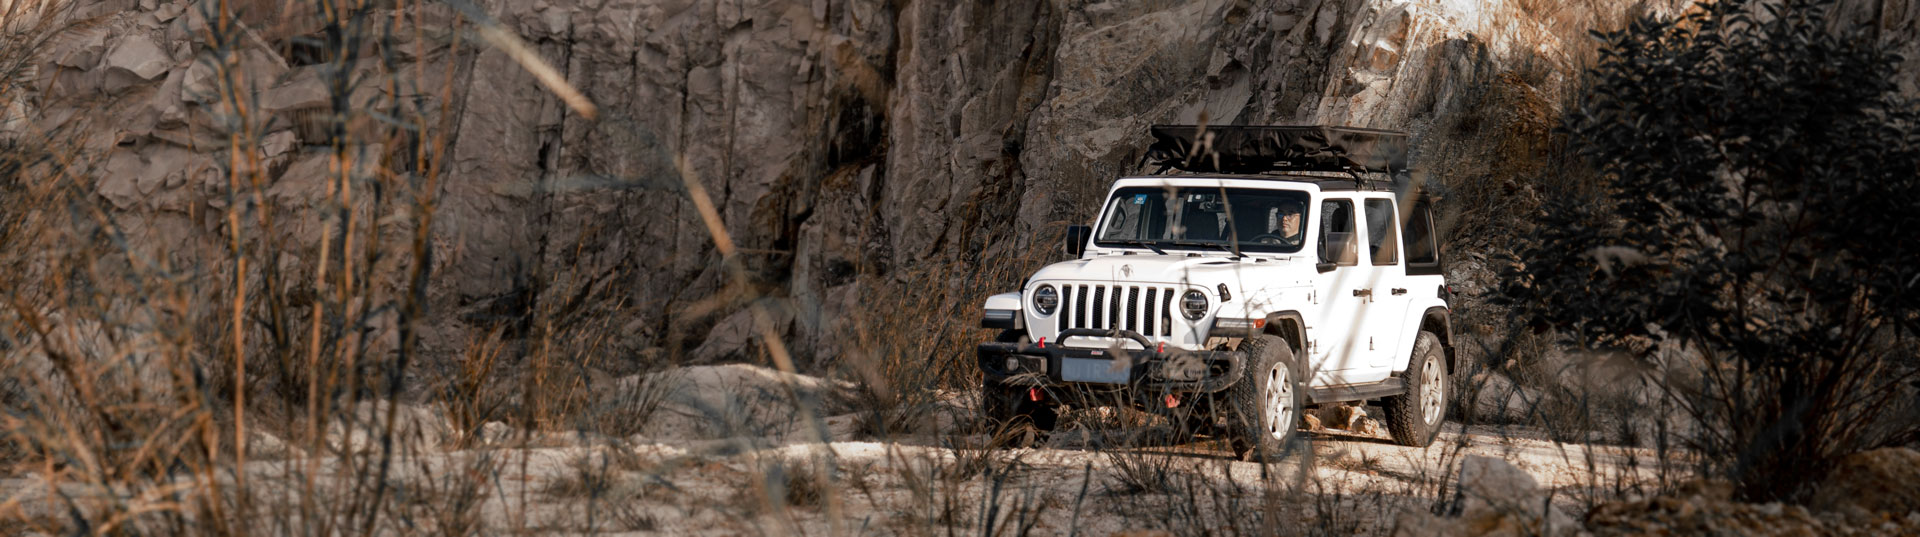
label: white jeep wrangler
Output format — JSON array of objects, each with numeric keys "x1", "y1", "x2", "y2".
[{"x1": 977, "y1": 125, "x2": 1454, "y2": 456}]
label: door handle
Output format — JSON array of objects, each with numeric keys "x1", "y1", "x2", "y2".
[
  {"x1": 1352, "y1": 289, "x2": 1372, "y2": 297},
  {"x1": 1391, "y1": 288, "x2": 1407, "y2": 295}
]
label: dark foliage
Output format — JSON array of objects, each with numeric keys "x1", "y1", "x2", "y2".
[{"x1": 1500, "y1": 0, "x2": 1920, "y2": 502}]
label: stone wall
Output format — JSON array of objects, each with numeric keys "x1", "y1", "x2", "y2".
[{"x1": 17, "y1": 0, "x2": 1907, "y2": 373}]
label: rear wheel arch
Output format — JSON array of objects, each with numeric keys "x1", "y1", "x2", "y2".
[{"x1": 1418, "y1": 307, "x2": 1453, "y2": 373}]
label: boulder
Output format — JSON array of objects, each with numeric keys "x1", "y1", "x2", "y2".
[
  {"x1": 137, "y1": 145, "x2": 195, "y2": 197},
  {"x1": 182, "y1": 49, "x2": 285, "y2": 104},
  {"x1": 260, "y1": 68, "x2": 329, "y2": 113},
  {"x1": 97, "y1": 150, "x2": 145, "y2": 209},
  {"x1": 50, "y1": 28, "x2": 108, "y2": 69},
  {"x1": 262, "y1": 130, "x2": 297, "y2": 158},
  {"x1": 101, "y1": 34, "x2": 173, "y2": 94},
  {"x1": 1455, "y1": 455, "x2": 1580, "y2": 535},
  {"x1": 687, "y1": 303, "x2": 795, "y2": 363},
  {"x1": 155, "y1": 2, "x2": 183, "y2": 22},
  {"x1": 1467, "y1": 371, "x2": 1537, "y2": 424}
]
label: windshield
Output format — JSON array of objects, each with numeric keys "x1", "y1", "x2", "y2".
[{"x1": 1095, "y1": 186, "x2": 1313, "y2": 254}]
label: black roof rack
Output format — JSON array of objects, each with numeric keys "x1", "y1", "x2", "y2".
[{"x1": 1144, "y1": 125, "x2": 1410, "y2": 176}]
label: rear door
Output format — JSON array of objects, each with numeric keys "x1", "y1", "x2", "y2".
[
  {"x1": 1360, "y1": 197, "x2": 1411, "y2": 371},
  {"x1": 1309, "y1": 197, "x2": 1369, "y2": 385}
]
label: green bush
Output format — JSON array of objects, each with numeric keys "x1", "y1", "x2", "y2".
[{"x1": 1501, "y1": 0, "x2": 1920, "y2": 502}]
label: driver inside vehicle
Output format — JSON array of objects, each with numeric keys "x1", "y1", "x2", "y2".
[{"x1": 1255, "y1": 199, "x2": 1305, "y2": 247}]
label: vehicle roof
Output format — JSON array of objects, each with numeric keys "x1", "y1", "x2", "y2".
[{"x1": 1110, "y1": 173, "x2": 1398, "y2": 192}]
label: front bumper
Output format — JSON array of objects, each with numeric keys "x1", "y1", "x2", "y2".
[{"x1": 976, "y1": 329, "x2": 1247, "y2": 393}]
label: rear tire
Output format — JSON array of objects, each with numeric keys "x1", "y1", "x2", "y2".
[
  {"x1": 1383, "y1": 331, "x2": 1447, "y2": 447},
  {"x1": 1227, "y1": 335, "x2": 1302, "y2": 461}
]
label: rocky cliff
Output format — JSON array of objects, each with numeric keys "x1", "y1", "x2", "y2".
[{"x1": 17, "y1": 0, "x2": 1915, "y2": 375}]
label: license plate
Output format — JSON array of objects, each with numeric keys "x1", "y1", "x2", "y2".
[{"x1": 1061, "y1": 357, "x2": 1130, "y2": 384}]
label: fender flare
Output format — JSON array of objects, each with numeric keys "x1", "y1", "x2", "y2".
[
  {"x1": 1418, "y1": 306, "x2": 1453, "y2": 373},
  {"x1": 1260, "y1": 311, "x2": 1308, "y2": 355}
]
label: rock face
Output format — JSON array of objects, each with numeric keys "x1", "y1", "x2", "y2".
[{"x1": 19, "y1": 0, "x2": 1912, "y2": 373}]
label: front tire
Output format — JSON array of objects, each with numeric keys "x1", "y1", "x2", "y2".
[
  {"x1": 1383, "y1": 331, "x2": 1447, "y2": 447},
  {"x1": 981, "y1": 379, "x2": 1056, "y2": 446},
  {"x1": 1227, "y1": 334, "x2": 1302, "y2": 461},
  {"x1": 982, "y1": 329, "x2": 1056, "y2": 446}
]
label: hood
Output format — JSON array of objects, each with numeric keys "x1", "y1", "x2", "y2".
[{"x1": 1027, "y1": 253, "x2": 1312, "y2": 286}]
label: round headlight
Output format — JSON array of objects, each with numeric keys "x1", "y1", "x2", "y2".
[
  {"x1": 1033, "y1": 285, "x2": 1058, "y2": 316},
  {"x1": 1180, "y1": 290, "x2": 1208, "y2": 320}
]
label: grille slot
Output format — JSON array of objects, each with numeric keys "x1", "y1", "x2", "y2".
[
  {"x1": 1143, "y1": 288, "x2": 1157, "y2": 336},
  {"x1": 1161, "y1": 288, "x2": 1174, "y2": 336},
  {"x1": 1125, "y1": 287, "x2": 1140, "y2": 333},
  {"x1": 1091, "y1": 286, "x2": 1106, "y2": 329}
]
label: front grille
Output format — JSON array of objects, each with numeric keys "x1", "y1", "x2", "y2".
[{"x1": 1058, "y1": 284, "x2": 1179, "y2": 337}]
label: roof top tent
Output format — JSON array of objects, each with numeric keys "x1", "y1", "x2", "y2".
[{"x1": 1143, "y1": 125, "x2": 1413, "y2": 189}]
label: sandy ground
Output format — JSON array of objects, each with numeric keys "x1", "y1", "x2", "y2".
[{"x1": 0, "y1": 365, "x2": 1663, "y2": 535}]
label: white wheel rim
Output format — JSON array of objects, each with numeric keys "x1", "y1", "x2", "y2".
[
  {"x1": 1421, "y1": 358, "x2": 1444, "y2": 425},
  {"x1": 1265, "y1": 362, "x2": 1294, "y2": 440}
]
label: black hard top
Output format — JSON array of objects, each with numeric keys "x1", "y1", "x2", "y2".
[
  {"x1": 1145, "y1": 125, "x2": 1410, "y2": 175},
  {"x1": 1122, "y1": 172, "x2": 1391, "y2": 191}
]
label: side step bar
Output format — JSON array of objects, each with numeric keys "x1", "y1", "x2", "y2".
[{"x1": 1307, "y1": 377, "x2": 1406, "y2": 404}]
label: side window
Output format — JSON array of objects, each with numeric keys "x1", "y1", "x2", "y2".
[
  {"x1": 1404, "y1": 201, "x2": 1442, "y2": 275},
  {"x1": 1318, "y1": 199, "x2": 1357, "y2": 266},
  {"x1": 1363, "y1": 199, "x2": 1398, "y2": 265}
]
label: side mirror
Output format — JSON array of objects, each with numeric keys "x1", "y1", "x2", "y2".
[{"x1": 1064, "y1": 225, "x2": 1092, "y2": 257}]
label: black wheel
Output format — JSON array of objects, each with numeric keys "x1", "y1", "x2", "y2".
[
  {"x1": 981, "y1": 379, "x2": 1056, "y2": 446},
  {"x1": 982, "y1": 329, "x2": 1056, "y2": 446},
  {"x1": 1226, "y1": 334, "x2": 1303, "y2": 461},
  {"x1": 1383, "y1": 331, "x2": 1447, "y2": 447}
]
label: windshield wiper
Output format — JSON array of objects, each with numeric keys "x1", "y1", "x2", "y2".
[
  {"x1": 1107, "y1": 239, "x2": 1168, "y2": 255},
  {"x1": 1165, "y1": 240, "x2": 1244, "y2": 259}
]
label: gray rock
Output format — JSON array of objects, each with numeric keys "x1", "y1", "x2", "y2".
[
  {"x1": 260, "y1": 68, "x2": 329, "y2": 113},
  {"x1": 138, "y1": 145, "x2": 194, "y2": 198},
  {"x1": 1458, "y1": 455, "x2": 1540, "y2": 516},
  {"x1": 1467, "y1": 371, "x2": 1539, "y2": 424},
  {"x1": 98, "y1": 150, "x2": 145, "y2": 209},
  {"x1": 50, "y1": 29, "x2": 108, "y2": 69},
  {"x1": 261, "y1": 130, "x2": 297, "y2": 158},
  {"x1": 101, "y1": 34, "x2": 172, "y2": 94},
  {"x1": 1457, "y1": 455, "x2": 1580, "y2": 534},
  {"x1": 154, "y1": 2, "x2": 182, "y2": 21}
]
